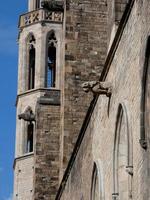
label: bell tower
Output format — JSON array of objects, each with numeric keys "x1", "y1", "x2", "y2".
[
  {"x1": 13, "y1": 0, "x2": 64, "y2": 199},
  {"x1": 14, "y1": 0, "x2": 110, "y2": 199}
]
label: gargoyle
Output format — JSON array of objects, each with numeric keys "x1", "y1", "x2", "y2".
[
  {"x1": 41, "y1": 0, "x2": 64, "y2": 11},
  {"x1": 18, "y1": 107, "x2": 35, "y2": 122},
  {"x1": 82, "y1": 81, "x2": 112, "y2": 97}
]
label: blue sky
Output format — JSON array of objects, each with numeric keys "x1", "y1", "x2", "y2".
[{"x1": 0, "y1": 1, "x2": 27, "y2": 199}]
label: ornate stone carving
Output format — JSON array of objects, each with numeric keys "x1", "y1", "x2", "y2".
[
  {"x1": 41, "y1": 0, "x2": 64, "y2": 11},
  {"x1": 19, "y1": 9, "x2": 63, "y2": 28},
  {"x1": 126, "y1": 166, "x2": 133, "y2": 176},
  {"x1": 18, "y1": 107, "x2": 35, "y2": 122},
  {"x1": 82, "y1": 81, "x2": 112, "y2": 97}
]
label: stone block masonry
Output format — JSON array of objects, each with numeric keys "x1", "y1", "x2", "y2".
[
  {"x1": 62, "y1": 0, "x2": 109, "y2": 172},
  {"x1": 33, "y1": 93, "x2": 61, "y2": 200}
]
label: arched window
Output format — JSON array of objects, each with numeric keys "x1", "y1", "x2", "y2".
[
  {"x1": 26, "y1": 122, "x2": 34, "y2": 153},
  {"x1": 91, "y1": 162, "x2": 105, "y2": 200},
  {"x1": 27, "y1": 34, "x2": 36, "y2": 90},
  {"x1": 115, "y1": 0, "x2": 128, "y2": 25},
  {"x1": 91, "y1": 164, "x2": 99, "y2": 200},
  {"x1": 140, "y1": 37, "x2": 150, "y2": 197},
  {"x1": 46, "y1": 31, "x2": 57, "y2": 88},
  {"x1": 113, "y1": 104, "x2": 133, "y2": 200},
  {"x1": 140, "y1": 36, "x2": 150, "y2": 149}
]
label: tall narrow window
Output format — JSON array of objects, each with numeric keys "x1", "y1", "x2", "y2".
[
  {"x1": 36, "y1": 0, "x2": 40, "y2": 9},
  {"x1": 140, "y1": 37, "x2": 150, "y2": 197},
  {"x1": 46, "y1": 31, "x2": 57, "y2": 88},
  {"x1": 26, "y1": 122, "x2": 34, "y2": 153},
  {"x1": 140, "y1": 36, "x2": 150, "y2": 149},
  {"x1": 28, "y1": 34, "x2": 36, "y2": 90},
  {"x1": 113, "y1": 104, "x2": 133, "y2": 200}
]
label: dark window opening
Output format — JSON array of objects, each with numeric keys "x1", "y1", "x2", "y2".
[
  {"x1": 47, "y1": 44, "x2": 56, "y2": 87},
  {"x1": 36, "y1": 0, "x2": 40, "y2": 9},
  {"x1": 46, "y1": 32, "x2": 57, "y2": 88},
  {"x1": 28, "y1": 45, "x2": 35, "y2": 90},
  {"x1": 26, "y1": 123, "x2": 34, "y2": 153}
]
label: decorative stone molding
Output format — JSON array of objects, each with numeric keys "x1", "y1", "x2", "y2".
[
  {"x1": 82, "y1": 81, "x2": 112, "y2": 97},
  {"x1": 19, "y1": 9, "x2": 63, "y2": 28},
  {"x1": 126, "y1": 165, "x2": 133, "y2": 176},
  {"x1": 18, "y1": 106, "x2": 35, "y2": 122}
]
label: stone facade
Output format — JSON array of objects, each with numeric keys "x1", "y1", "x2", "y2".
[
  {"x1": 34, "y1": 91, "x2": 61, "y2": 200},
  {"x1": 62, "y1": 0, "x2": 109, "y2": 173},
  {"x1": 14, "y1": 0, "x2": 111, "y2": 199},
  {"x1": 56, "y1": 0, "x2": 150, "y2": 199},
  {"x1": 13, "y1": 0, "x2": 150, "y2": 200},
  {"x1": 13, "y1": 154, "x2": 34, "y2": 200}
]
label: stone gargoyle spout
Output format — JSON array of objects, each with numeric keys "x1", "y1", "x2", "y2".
[
  {"x1": 82, "y1": 81, "x2": 112, "y2": 97},
  {"x1": 18, "y1": 106, "x2": 35, "y2": 122}
]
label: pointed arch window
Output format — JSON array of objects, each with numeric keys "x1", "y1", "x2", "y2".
[
  {"x1": 91, "y1": 164, "x2": 99, "y2": 200},
  {"x1": 26, "y1": 122, "x2": 34, "y2": 153},
  {"x1": 140, "y1": 36, "x2": 150, "y2": 149},
  {"x1": 46, "y1": 31, "x2": 57, "y2": 88},
  {"x1": 27, "y1": 34, "x2": 36, "y2": 90},
  {"x1": 113, "y1": 104, "x2": 133, "y2": 200},
  {"x1": 91, "y1": 162, "x2": 105, "y2": 200}
]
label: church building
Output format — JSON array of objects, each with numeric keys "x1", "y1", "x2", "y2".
[{"x1": 13, "y1": 0, "x2": 150, "y2": 199}]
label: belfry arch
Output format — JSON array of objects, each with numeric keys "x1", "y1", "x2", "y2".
[
  {"x1": 26, "y1": 33, "x2": 36, "y2": 90},
  {"x1": 46, "y1": 30, "x2": 57, "y2": 88}
]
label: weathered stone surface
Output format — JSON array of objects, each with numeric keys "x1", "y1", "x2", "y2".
[
  {"x1": 58, "y1": 1, "x2": 150, "y2": 200},
  {"x1": 33, "y1": 99, "x2": 61, "y2": 200},
  {"x1": 62, "y1": 0, "x2": 109, "y2": 175}
]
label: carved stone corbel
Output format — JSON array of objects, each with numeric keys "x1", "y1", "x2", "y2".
[
  {"x1": 82, "y1": 81, "x2": 112, "y2": 97},
  {"x1": 126, "y1": 166, "x2": 133, "y2": 176},
  {"x1": 18, "y1": 106, "x2": 35, "y2": 122}
]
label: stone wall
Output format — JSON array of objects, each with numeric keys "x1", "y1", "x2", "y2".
[
  {"x1": 13, "y1": 154, "x2": 34, "y2": 200},
  {"x1": 62, "y1": 0, "x2": 109, "y2": 172},
  {"x1": 33, "y1": 91, "x2": 61, "y2": 200},
  {"x1": 58, "y1": 0, "x2": 150, "y2": 199}
]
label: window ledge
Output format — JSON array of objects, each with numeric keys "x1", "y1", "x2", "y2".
[{"x1": 16, "y1": 88, "x2": 61, "y2": 106}]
